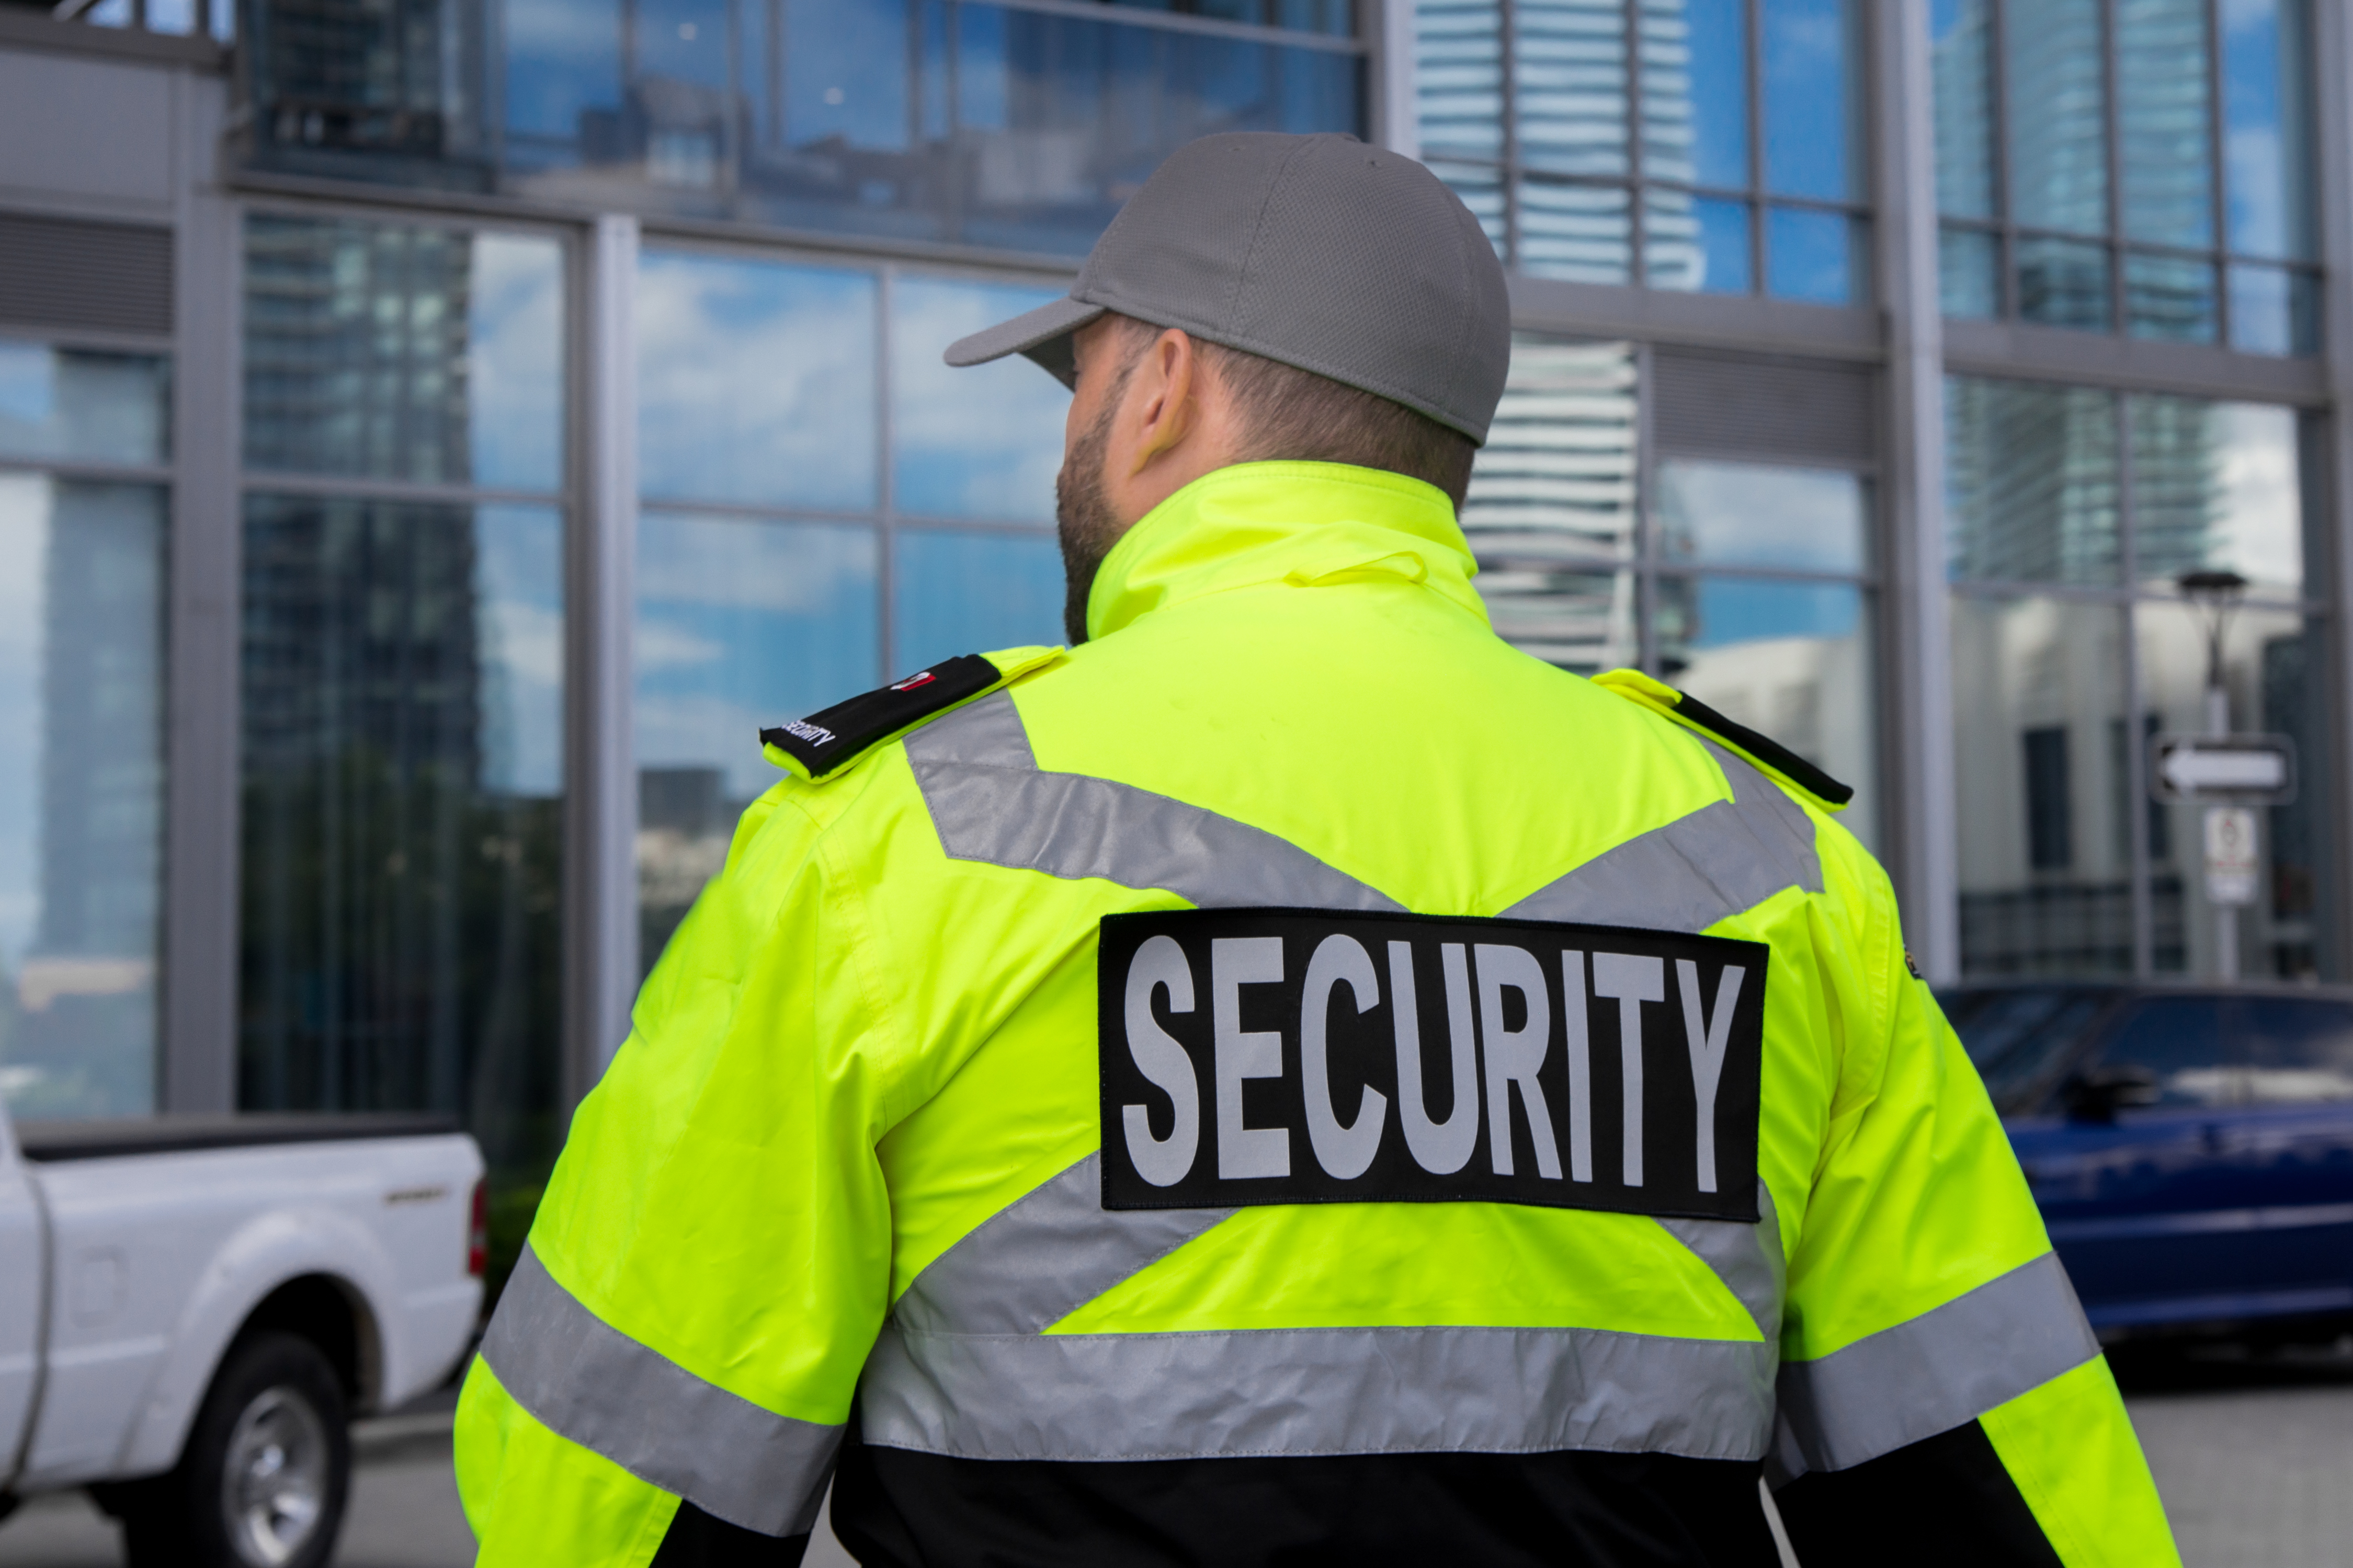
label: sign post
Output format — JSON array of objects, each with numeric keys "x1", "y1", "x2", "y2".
[{"x1": 2150, "y1": 734, "x2": 2294, "y2": 986}]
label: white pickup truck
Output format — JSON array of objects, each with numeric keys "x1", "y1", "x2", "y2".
[{"x1": 0, "y1": 1105, "x2": 484, "y2": 1567}]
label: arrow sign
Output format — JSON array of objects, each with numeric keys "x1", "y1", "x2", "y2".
[{"x1": 2150, "y1": 735, "x2": 2297, "y2": 805}]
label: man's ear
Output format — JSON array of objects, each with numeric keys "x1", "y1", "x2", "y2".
[{"x1": 1122, "y1": 329, "x2": 1198, "y2": 476}]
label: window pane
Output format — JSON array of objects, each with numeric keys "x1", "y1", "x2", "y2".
[
  {"x1": 0, "y1": 344, "x2": 169, "y2": 467},
  {"x1": 243, "y1": 219, "x2": 565, "y2": 491},
  {"x1": 1656, "y1": 575, "x2": 1878, "y2": 851},
  {"x1": 0, "y1": 478, "x2": 163, "y2": 1119},
  {"x1": 636, "y1": 251, "x2": 878, "y2": 511},
  {"x1": 1644, "y1": 193, "x2": 1749, "y2": 293},
  {"x1": 2016, "y1": 235, "x2": 2111, "y2": 330},
  {"x1": 892, "y1": 528, "x2": 1064, "y2": 673},
  {"x1": 1761, "y1": 0, "x2": 1855, "y2": 200},
  {"x1": 2134, "y1": 601, "x2": 2322, "y2": 978},
  {"x1": 1930, "y1": 0, "x2": 1997, "y2": 219},
  {"x1": 2117, "y1": 0, "x2": 2215, "y2": 249},
  {"x1": 1417, "y1": 0, "x2": 1505, "y2": 162},
  {"x1": 238, "y1": 497, "x2": 564, "y2": 1189},
  {"x1": 1516, "y1": 179, "x2": 1632, "y2": 284},
  {"x1": 2006, "y1": 0, "x2": 2109, "y2": 235},
  {"x1": 1640, "y1": 0, "x2": 1746, "y2": 191},
  {"x1": 2123, "y1": 253, "x2": 2218, "y2": 344},
  {"x1": 1765, "y1": 207, "x2": 1859, "y2": 304},
  {"x1": 1463, "y1": 337, "x2": 1641, "y2": 672},
  {"x1": 634, "y1": 513, "x2": 879, "y2": 971},
  {"x1": 1945, "y1": 376, "x2": 2119, "y2": 585},
  {"x1": 1939, "y1": 226, "x2": 1999, "y2": 316},
  {"x1": 1952, "y1": 596, "x2": 2133, "y2": 977},
  {"x1": 2221, "y1": 0, "x2": 2316, "y2": 260},
  {"x1": 503, "y1": 0, "x2": 622, "y2": 155},
  {"x1": 2128, "y1": 396, "x2": 2302, "y2": 598},
  {"x1": 1658, "y1": 460, "x2": 1865, "y2": 572},
  {"x1": 892, "y1": 278, "x2": 1067, "y2": 522},
  {"x1": 2228, "y1": 262, "x2": 2321, "y2": 357},
  {"x1": 1513, "y1": 0, "x2": 1630, "y2": 178}
]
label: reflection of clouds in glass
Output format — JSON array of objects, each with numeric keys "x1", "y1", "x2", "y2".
[
  {"x1": 504, "y1": 0, "x2": 622, "y2": 136},
  {"x1": 891, "y1": 277, "x2": 1068, "y2": 521},
  {"x1": 0, "y1": 475, "x2": 46, "y2": 966},
  {"x1": 634, "y1": 691, "x2": 791, "y2": 802},
  {"x1": 636, "y1": 508, "x2": 877, "y2": 610},
  {"x1": 1659, "y1": 460, "x2": 1866, "y2": 572},
  {"x1": 475, "y1": 506, "x2": 565, "y2": 798},
  {"x1": 2226, "y1": 125, "x2": 2285, "y2": 257},
  {"x1": 636, "y1": 620, "x2": 725, "y2": 672},
  {"x1": 2210, "y1": 402, "x2": 2301, "y2": 593},
  {"x1": 469, "y1": 235, "x2": 565, "y2": 493},
  {"x1": 0, "y1": 344, "x2": 49, "y2": 430},
  {"x1": 637, "y1": 253, "x2": 878, "y2": 510}
]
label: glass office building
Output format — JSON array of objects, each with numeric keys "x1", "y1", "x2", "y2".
[{"x1": 0, "y1": 0, "x2": 2345, "y2": 1239}]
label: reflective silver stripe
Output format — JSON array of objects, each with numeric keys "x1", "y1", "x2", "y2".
[
  {"x1": 1505, "y1": 742, "x2": 1821, "y2": 931},
  {"x1": 479, "y1": 1245, "x2": 841, "y2": 1537},
  {"x1": 893, "y1": 1154, "x2": 1234, "y2": 1335},
  {"x1": 906, "y1": 691, "x2": 1403, "y2": 912},
  {"x1": 1657, "y1": 1180, "x2": 1785, "y2": 1340},
  {"x1": 859, "y1": 1320, "x2": 1777, "y2": 1463},
  {"x1": 1772, "y1": 1252, "x2": 2100, "y2": 1475}
]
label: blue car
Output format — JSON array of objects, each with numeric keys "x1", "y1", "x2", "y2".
[{"x1": 1941, "y1": 983, "x2": 2353, "y2": 1338}]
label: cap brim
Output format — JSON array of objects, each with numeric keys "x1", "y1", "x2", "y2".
[{"x1": 942, "y1": 294, "x2": 1106, "y2": 390}]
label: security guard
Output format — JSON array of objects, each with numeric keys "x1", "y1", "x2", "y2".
[{"x1": 457, "y1": 134, "x2": 2178, "y2": 1566}]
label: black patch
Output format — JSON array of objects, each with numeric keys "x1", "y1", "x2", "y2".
[
  {"x1": 649, "y1": 1500, "x2": 808, "y2": 1566},
  {"x1": 1097, "y1": 908, "x2": 1767, "y2": 1222},
  {"x1": 1773, "y1": 1420, "x2": 2066, "y2": 1568},
  {"x1": 759, "y1": 654, "x2": 998, "y2": 779},
  {"x1": 1672, "y1": 690, "x2": 1855, "y2": 806}
]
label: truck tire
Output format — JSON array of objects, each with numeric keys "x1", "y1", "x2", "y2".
[{"x1": 118, "y1": 1330, "x2": 351, "y2": 1568}]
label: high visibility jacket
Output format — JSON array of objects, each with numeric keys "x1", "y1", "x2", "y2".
[{"x1": 456, "y1": 461, "x2": 2177, "y2": 1568}]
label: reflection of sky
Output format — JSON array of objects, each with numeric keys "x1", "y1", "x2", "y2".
[
  {"x1": 1766, "y1": 207, "x2": 1852, "y2": 304},
  {"x1": 892, "y1": 277, "x2": 1068, "y2": 521},
  {"x1": 468, "y1": 235, "x2": 565, "y2": 493},
  {"x1": 0, "y1": 475, "x2": 47, "y2": 968},
  {"x1": 1674, "y1": 577, "x2": 1860, "y2": 650},
  {"x1": 2221, "y1": 0, "x2": 2300, "y2": 258},
  {"x1": 638, "y1": 252, "x2": 879, "y2": 510},
  {"x1": 1681, "y1": 0, "x2": 1749, "y2": 188},
  {"x1": 2207, "y1": 401, "x2": 2302, "y2": 593},
  {"x1": 636, "y1": 513, "x2": 881, "y2": 800},
  {"x1": 474, "y1": 506, "x2": 565, "y2": 797},
  {"x1": 787, "y1": 0, "x2": 913, "y2": 148},
  {"x1": 1660, "y1": 460, "x2": 1866, "y2": 571},
  {"x1": 1763, "y1": 0, "x2": 1850, "y2": 199},
  {"x1": 892, "y1": 528, "x2": 1063, "y2": 673},
  {"x1": 504, "y1": 0, "x2": 622, "y2": 140},
  {"x1": 0, "y1": 344, "x2": 50, "y2": 436},
  {"x1": 637, "y1": 0, "x2": 730, "y2": 89}
]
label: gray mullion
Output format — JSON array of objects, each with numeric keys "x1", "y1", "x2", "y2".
[
  {"x1": 983, "y1": 0, "x2": 1368, "y2": 52},
  {"x1": 0, "y1": 457, "x2": 176, "y2": 486},
  {"x1": 1625, "y1": 0, "x2": 1644, "y2": 284},
  {"x1": 2099, "y1": 0, "x2": 2123, "y2": 333},
  {"x1": 1990, "y1": 0, "x2": 2016, "y2": 318},
  {"x1": 1746, "y1": 0, "x2": 1765, "y2": 293},
  {"x1": 1649, "y1": 562, "x2": 1881, "y2": 589},
  {"x1": 238, "y1": 471, "x2": 565, "y2": 508},
  {"x1": 2116, "y1": 389, "x2": 2154, "y2": 976},
  {"x1": 2205, "y1": 0, "x2": 2232, "y2": 345},
  {"x1": 1501, "y1": 0, "x2": 1520, "y2": 270}
]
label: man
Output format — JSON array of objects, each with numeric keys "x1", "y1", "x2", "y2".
[{"x1": 457, "y1": 133, "x2": 2177, "y2": 1566}]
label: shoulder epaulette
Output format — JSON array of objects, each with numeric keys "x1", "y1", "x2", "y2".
[
  {"x1": 760, "y1": 646, "x2": 1060, "y2": 782},
  {"x1": 1588, "y1": 668, "x2": 1854, "y2": 810}
]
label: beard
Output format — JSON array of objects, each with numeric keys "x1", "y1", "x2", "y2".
[{"x1": 1054, "y1": 395, "x2": 1125, "y2": 646}]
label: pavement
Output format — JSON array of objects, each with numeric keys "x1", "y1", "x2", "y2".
[{"x1": 2, "y1": 1348, "x2": 2349, "y2": 1566}]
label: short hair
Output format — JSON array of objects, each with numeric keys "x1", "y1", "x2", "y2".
[{"x1": 1200, "y1": 341, "x2": 1479, "y2": 510}]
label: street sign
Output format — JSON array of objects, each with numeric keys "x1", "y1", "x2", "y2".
[
  {"x1": 2204, "y1": 806, "x2": 2259, "y2": 907},
  {"x1": 2150, "y1": 734, "x2": 2297, "y2": 805}
]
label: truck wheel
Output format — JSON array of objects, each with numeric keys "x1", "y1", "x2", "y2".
[{"x1": 120, "y1": 1330, "x2": 351, "y2": 1568}]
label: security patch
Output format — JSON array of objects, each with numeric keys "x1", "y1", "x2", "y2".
[
  {"x1": 1098, "y1": 908, "x2": 1766, "y2": 1222},
  {"x1": 761, "y1": 654, "x2": 999, "y2": 779}
]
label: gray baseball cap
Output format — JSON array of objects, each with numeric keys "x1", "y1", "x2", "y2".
[{"x1": 943, "y1": 132, "x2": 1510, "y2": 445}]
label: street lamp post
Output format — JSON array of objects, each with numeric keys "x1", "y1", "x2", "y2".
[{"x1": 2179, "y1": 569, "x2": 2249, "y2": 981}]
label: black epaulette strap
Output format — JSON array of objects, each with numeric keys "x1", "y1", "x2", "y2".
[
  {"x1": 761, "y1": 653, "x2": 1002, "y2": 780},
  {"x1": 1670, "y1": 690, "x2": 1855, "y2": 807}
]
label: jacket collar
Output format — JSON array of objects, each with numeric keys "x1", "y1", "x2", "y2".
[{"x1": 1085, "y1": 461, "x2": 1488, "y2": 643}]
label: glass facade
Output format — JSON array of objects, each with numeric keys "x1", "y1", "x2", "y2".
[
  {"x1": 1417, "y1": 0, "x2": 1869, "y2": 301},
  {"x1": 1930, "y1": 0, "x2": 2320, "y2": 352},
  {"x1": 1462, "y1": 338, "x2": 1881, "y2": 848},
  {"x1": 237, "y1": 216, "x2": 568, "y2": 1269},
  {"x1": 1948, "y1": 379, "x2": 2326, "y2": 980},
  {"x1": 633, "y1": 255, "x2": 1065, "y2": 969},
  {"x1": 0, "y1": 345, "x2": 170, "y2": 1120},
  {"x1": 245, "y1": 0, "x2": 1365, "y2": 256}
]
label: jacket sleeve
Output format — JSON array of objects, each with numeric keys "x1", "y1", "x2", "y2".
[
  {"x1": 455, "y1": 787, "x2": 901, "y2": 1567},
  {"x1": 1769, "y1": 865, "x2": 2178, "y2": 1568}
]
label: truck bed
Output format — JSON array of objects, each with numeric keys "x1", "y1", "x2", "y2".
[{"x1": 12, "y1": 1113, "x2": 461, "y2": 1163}]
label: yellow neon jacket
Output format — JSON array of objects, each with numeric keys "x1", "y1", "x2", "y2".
[{"x1": 456, "y1": 461, "x2": 2177, "y2": 1567}]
